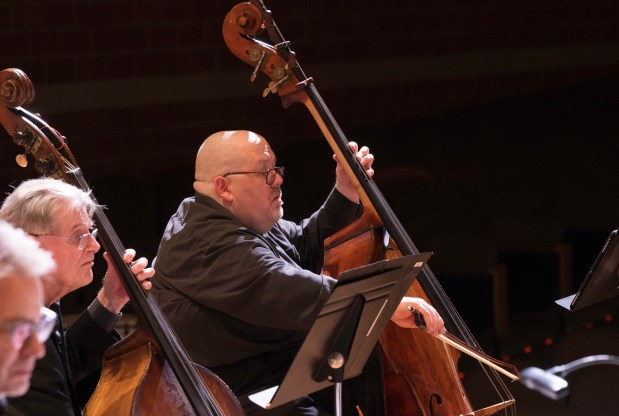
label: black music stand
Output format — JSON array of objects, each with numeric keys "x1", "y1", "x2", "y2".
[
  {"x1": 249, "y1": 253, "x2": 432, "y2": 415},
  {"x1": 522, "y1": 232, "x2": 619, "y2": 401},
  {"x1": 556, "y1": 229, "x2": 619, "y2": 311}
]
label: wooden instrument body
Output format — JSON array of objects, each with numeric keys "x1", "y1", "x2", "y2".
[
  {"x1": 85, "y1": 327, "x2": 242, "y2": 415},
  {"x1": 323, "y1": 214, "x2": 472, "y2": 415}
]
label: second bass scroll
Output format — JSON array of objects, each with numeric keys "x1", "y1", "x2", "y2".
[{"x1": 223, "y1": 2, "x2": 518, "y2": 415}]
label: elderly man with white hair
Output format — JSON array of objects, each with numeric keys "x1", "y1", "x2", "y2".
[{"x1": 0, "y1": 220, "x2": 56, "y2": 415}]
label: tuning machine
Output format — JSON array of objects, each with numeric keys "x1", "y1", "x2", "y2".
[
  {"x1": 12, "y1": 127, "x2": 38, "y2": 167},
  {"x1": 262, "y1": 66, "x2": 289, "y2": 97},
  {"x1": 15, "y1": 153, "x2": 28, "y2": 168},
  {"x1": 249, "y1": 49, "x2": 266, "y2": 82}
]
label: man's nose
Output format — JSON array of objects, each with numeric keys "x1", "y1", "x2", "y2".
[
  {"x1": 272, "y1": 171, "x2": 284, "y2": 186},
  {"x1": 86, "y1": 235, "x2": 101, "y2": 253},
  {"x1": 22, "y1": 333, "x2": 46, "y2": 360}
]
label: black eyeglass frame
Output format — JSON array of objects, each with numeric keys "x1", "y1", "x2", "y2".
[{"x1": 222, "y1": 166, "x2": 285, "y2": 186}]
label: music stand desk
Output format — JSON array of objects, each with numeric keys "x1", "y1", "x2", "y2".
[
  {"x1": 249, "y1": 253, "x2": 432, "y2": 411},
  {"x1": 556, "y1": 229, "x2": 619, "y2": 311}
]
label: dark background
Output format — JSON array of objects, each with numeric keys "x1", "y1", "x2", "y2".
[{"x1": 2, "y1": 1, "x2": 619, "y2": 414}]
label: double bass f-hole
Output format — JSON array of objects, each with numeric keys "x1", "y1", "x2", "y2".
[{"x1": 223, "y1": 2, "x2": 518, "y2": 415}]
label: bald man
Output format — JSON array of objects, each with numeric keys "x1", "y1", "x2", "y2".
[
  {"x1": 0, "y1": 220, "x2": 56, "y2": 415},
  {"x1": 152, "y1": 130, "x2": 443, "y2": 415}
]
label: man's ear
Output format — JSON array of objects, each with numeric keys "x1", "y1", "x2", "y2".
[{"x1": 213, "y1": 176, "x2": 233, "y2": 202}]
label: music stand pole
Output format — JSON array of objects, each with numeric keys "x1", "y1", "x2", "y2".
[
  {"x1": 313, "y1": 295, "x2": 364, "y2": 416},
  {"x1": 324, "y1": 354, "x2": 345, "y2": 416}
]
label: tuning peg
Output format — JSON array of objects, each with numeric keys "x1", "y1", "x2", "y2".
[
  {"x1": 261, "y1": 74, "x2": 290, "y2": 97},
  {"x1": 15, "y1": 153, "x2": 28, "y2": 168},
  {"x1": 249, "y1": 50, "x2": 266, "y2": 82},
  {"x1": 262, "y1": 81, "x2": 277, "y2": 97}
]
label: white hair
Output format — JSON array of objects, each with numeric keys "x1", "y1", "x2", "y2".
[
  {"x1": 0, "y1": 220, "x2": 55, "y2": 280},
  {"x1": 0, "y1": 178, "x2": 98, "y2": 235}
]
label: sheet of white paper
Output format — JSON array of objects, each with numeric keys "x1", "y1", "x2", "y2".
[{"x1": 248, "y1": 385, "x2": 279, "y2": 409}]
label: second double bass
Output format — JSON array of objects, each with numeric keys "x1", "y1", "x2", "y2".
[
  {"x1": 0, "y1": 68, "x2": 244, "y2": 416},
  {"x1": 223, "y1": 2, "x2": 517, "y2": 415}
]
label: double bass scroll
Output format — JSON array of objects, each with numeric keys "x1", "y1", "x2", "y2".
[{"x1": 223, "y1": 3, "x2": 517, "y2": 415}]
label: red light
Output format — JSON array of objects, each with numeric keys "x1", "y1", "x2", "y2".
[
  {"x1": 523, "y1": 346, "x2": 533, "y2": 354},
  {"x1": 502, "y1": 355, "x2": 511, "y2": 362},
  {"x1": 604, "y1": 314, "x2": 613, "y2": 322},
  {"x1": 458, "y1": 372, "x2": 465, "y2": 379},
  {"x1": 584, "y1": 322, "x2": 594, "y2": 330},
  {"x1": 544, "y1": 337, "x2": 553, "y2": 346}
]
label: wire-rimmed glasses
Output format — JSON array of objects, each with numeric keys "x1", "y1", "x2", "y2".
[
  {"x1": 0, "y1": 307, "x2": 58, "y2": 350},
  {"x1": 31, "y1": 227, "x2": 98, "y2": 250}
]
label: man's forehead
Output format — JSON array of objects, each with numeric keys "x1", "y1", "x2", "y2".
[
  {"x1": 0, "y1": 276, "x2": 41, "y2": 320},
  {"x1": 56, "y1": 205, "x2": 92, "y2": 232},
  {"x1": 245, "y1": 135, "x2": 274, "y2": 161},
  {"x1": 258, "y1": 146, "x2": 275, "y2": 165}
]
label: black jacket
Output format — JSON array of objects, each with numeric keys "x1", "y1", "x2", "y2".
[
  {"x1": 152, "y1": 189, "x2": 359, "y2": 394},
  {"x1": 8, "y1": 301, "x2": 119, "y2": 416}
]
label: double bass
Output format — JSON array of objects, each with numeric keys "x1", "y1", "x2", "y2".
[
  {"x1": 0, "y1": 68, "x2": 244, "y2": 415},
  {"x1": 222, "y1": 2, "x2": 518, "y2": 415}
]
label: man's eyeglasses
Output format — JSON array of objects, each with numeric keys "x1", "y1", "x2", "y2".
[
  {"x1": 32, "y1": 227, "x2": 98, "y2": 250},
  {"x1": 223, "y1": 167, "x2": 285, "y2": 186},
  {"x1": 0, "y1": 307, "x2": 58, "y2": 350}
]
